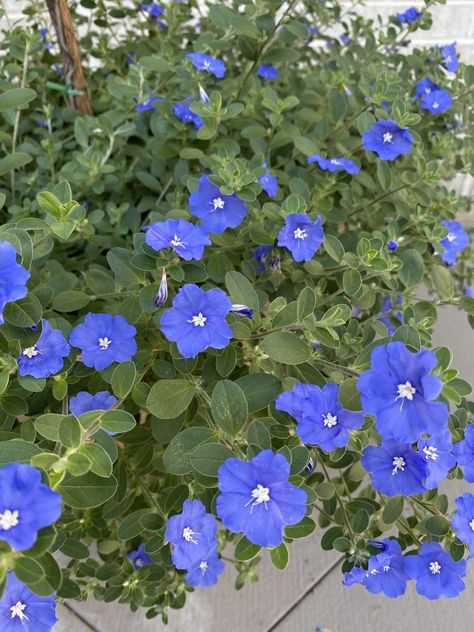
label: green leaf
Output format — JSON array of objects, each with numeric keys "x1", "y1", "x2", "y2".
[
  {"x1": 60, "y1": 538, "x2": 90, "y2": 560},
  {"x1": 392, "y1": 324, "x2": 420, "y2": 350},
  {"x1": 376, "y1": 160, "x2": 392, "y2": 191},
  {"x1": 14, "y1": 557, "x2": 45, "y2": 585},
  {"x1": 261, "y1": 332, "x2": 310, "y2": 365},
  {"x1": 100, "y1": 410, "x2": 136, "y2": 433},
  {"x1": 35, "y1": 414, "x2": 63, "y2": 441},
  {"x1": 80, "y1": 443, "x2": 113, "y2": 477},
  {"x1": 297, "y1": 287, "x2": 316, "y2": 321},
  {"x1": 146, "y1": 379, "x2": 195, "y2": 419},
  {"x1": 352, "y1": 508, "x2": 369, "y2": 533},
  {"x1": 323, "y1": 235, "x2": 345, "y2": 262},
  {"x1": 118, "y1": 509, "x2": 149, "y2": 540},
  {"x1": 343, "y1": 268, "x2": 362, "y2": 296},
  {"x1": 329, "y1": 90, "x2": 347, "y2": 123},
  {"x1": 424, "y1": 515, "x2": 450, "y2": 536},
  {"x1": 294, "y1": 136, "x2": 318, "y2": 156},
  {"x1": 399, "y1": 249, "x2": 424, "y2": 287},
  {"x1": 58, "y1": 473, "x2": 117, "y2": 508},
  {"x1": 225, "y1": 271, "x2": 259, "y2": 311},
  {"x1": 0, "y1": 439, "x2": 42, "y2": 465},
  {"x1": 269, "y1": 542, "x2": 289, "y2": 570},
  {"x1": 58, "y1": 415, "x2": 82, "y2": 449},
  {"x1": 382, "y1": 496, "x2": 404, "y2": 523},
  {"x1": 338, "y1": 378, "x2": 362, "y2": 411},
  {"x1": 235, "y1": 536, "x2": 261, "y2": 561},
  {"x1": 0, "y1": 87, "x2": 36, "y2": 111},
  {"x1": 211, "y1": 380, "x2": 248, "y2": 436},
  {"x1": 111, "y1": 360, "x2": 136, "y2": 398},
  {"x1": 52, "y1": 290, "x2": 90, "y2": 312},
  {"x1": 190, "y1": 443, "x2": 234, "y2": 477},
  {"x1": 0, "y1": 152, "x2": 33, "y2": 175},
  {"x1": 209, "y1": 5, "x2": 260, "y2": 38},
  {"x1": 3, "y1": 293, "x2": 42, "y2": 327},
  {"x1": 163, "y1": 427, "x2": 215, "y2": 475},
  {"x1": 236, "y1": 373, "x2": 281, "y2": 412},
  {"x1": 284, "y1": 516, "x2": 316, "y2": 539},
  {"x1": 431, "y1": 264, "x2": 454, "y2": 298}
]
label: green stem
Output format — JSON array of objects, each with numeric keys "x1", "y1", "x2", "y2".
[
  {"x1": 318, "y1": 453, "x2": 356, "y2": 548},
  {"x1": 347, "y1": 184, "x2": 410, "y2": 218}
]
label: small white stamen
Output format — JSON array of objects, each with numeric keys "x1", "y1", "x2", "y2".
[
  {"x1": 170, "y1": 234, "x2": 187, "y2": 249},
  {"x1": 422, "y1": 446, "x2": 439, "y2": 461},
  {"x1": 425, "y1": 88, "x2": 431, "y2": 94},
  {"x1": 429, "y1": 561, "x2": 441, "y2": 575},
  {"x1": 396, "y1": 381, "x2": 416, "y2": 401},
  {"x1": 10, "y1": 601, "x2": 29, "y2": 622},
  {"x1": 470, "y1": 519, "x2": 474, "y2": 533},
  {"x1": 22, "y1": 346, "x2": 40, "y2": 359},
  {"x1": 383, "y1": 565, "x2": 391, "y2": 572},
  {"x1": 182, "y1": 527, "x2": 199, "y2": 544},
  {"x1": 447, "y1": 232, "x2": 457, "y2": 242},
  {"x1": 188, "y1": 312, "x2": 207, "y2": 327},
  {"x1": 330, "y1": 159, "x2": 342, "y2": 166},
  {"x1": 392, "y1": 456, "x2": 406, "y2": 475},
  {"x1": 293, "y1": 227, "x2": 308, "y2": 240},
  {"x1": 135, "y1": 558, "x2": 144, "y2": 568},
  {"x1": 322, "y1": 412, "x2": 338, "y2": 428},
  {"x1": 98, "y1": 337, "x2": 112, "y2": 350},
  {"x1": 245, "y1": 484, "x2": 270, "y2": 511},
  {"x1": 0, "y1": 509, "x2": 19, "y2": 530},
  {"x1": 446, "y1": 55, "x2": 452, "y2": 63},
  {"x1": 212, "y1": 197, "x2": 225, "y2": 210},
  {"x1": 432, "y1": 101, "x2": 439, "y2": 110},
  {"x1": 199, "y1": 561, "x2": 208, "y2": 573},
  {"x1": 203, "y1": 60, "x2": 211, "y2": 69},
  {"x1": 383, "y1": 132, "x2": 393, "y2": 143}
]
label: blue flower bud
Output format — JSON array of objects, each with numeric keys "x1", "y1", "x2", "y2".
[
  {"x1": 269, "y1": 255, "x2": 281, "y2": 271},
  {"x1": 304, "y1": 457, "x2": 314, "y2": 474},
  {"x1": 154, "y1": 270, "x2": 168, "y2": 307},
  {"x1": 230, "y1": 304, "x2": 253, "y2": 319},
  {"x1": 198, "y1": 84, "x2": 210, "y2": 104},
  {"x1": 387, "y1": 240, "x2": 398, "y2": 251}
]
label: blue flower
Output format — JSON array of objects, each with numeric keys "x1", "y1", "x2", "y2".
[
  {"x1": 421, "y1": 88, "x2": 452, "y2": 114},
  {"x1": 361, "y1": 439, "x2": 428, "y2": 496},
  {"x1": 0, "y1": 463, "x2": 62, "y2": 551},
  {"x1": 165, "y1": 499, "x2": 218, "y2": 569},
  {"x1": 387, "y1": 240, "x2": 398, "y2": 251},
  {"x1": 377, "y1": 295, "x2": 402, "y2": 335},
  {"x1": 145, "y1": 218, "x2": 211, "y2": 260},
  {"x1": 453, "y1": 425, "x2": 474, "y2": 482},
  {"x1": 128, "y1": 543, "x2": 154, "y2": 569},
  {"x1": 442, "y1": 43, "x2": 459, "y2": 72},
  {"x1": 257, "y1": 64, "x2": 278, "y2": 80},
  {"x1": 135, "y1": 96, "x2": 161, "y2": 112},
  {"x1": 396, "y1": 7, "x2": 423, "y2": 23},
  {"x1": 0, "y1": 572, "x2": 57, "y2": 631},
  {"x1": 185, "y1": 549, "x2": 225, "y2": 587},
  {"x1": 416, "y1": 78, "x2": 440, "y2": 99},
  {"x1": 465, "y1": 286, "x2": 472, "y2": 298},
  {"x1": 405, "y1": 542, "x2": 467, "y2": 599},
  {"x1": 276, "y1": 383, "x2": 365, "y2": 452},
  {"x1": 18, "y1": 320, "x2": 70, "y2": 379},
  {"x1": 258, "y1": 165, "x2": 278, "y2": 197},
  {"x1": 188, "y1": 175, "x2": 247, "y2": 234},
  {"x1": 0, "y1": 241, "x2": 30, "y2": 324},
  {"x1": 363, "y1": 119, "x2": 413, "y2": 161},
  {"x1": 452, "y1": 493, "x2": 474, "y2": 548},
  {"x1": 252, "y1": 245, "x2": 272, "y2": 272},
  {"x1": 343, "y1": 539, "x2": 408, "y2": 598},
  {"x1": 216, "y1": 449, "x2": 307, "y2": 547},
  {"x1": 69, "y1": 313, "x2": 137, "y2": 371},
  {"x1": 173, "y1": 99, "x2": 203, "y2": 129},
  {"x1": 357, "y1": 342, "x2": 449, "y2": 443},
  {"x1": 160, "y1": 284, "x2": 232, "y2": 358},
  {"x1": 277, "y1": 213, "x2": 324, "y2": 262},
  {"x1": 186, "y1": 52, "x2": 226, "y2": 79},
  {"x1": 418, "y1": 431, "x2": 455, "y2": 490},
  {"x1": 140, "y1": 2, "x2": 164, "y2": 17},
  {"x1": 70, "y1": 391, "x2": 117, "y2": 416},
  {"x1": 439, "y1": 220, "x2": 469, "y2": 266},
  {"x1": 308, "y1": 154, "x2": 360, "y2": 175}
]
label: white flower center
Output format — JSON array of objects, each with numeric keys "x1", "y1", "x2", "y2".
[
  {"x1": 10, "y1": 601, "x2": 29, "y2": 622},
  {"x1": 331, "y1": 159, "x2": 342, "y2": 165},
  {"x1": 396, "y1": 381, "x2": 416, "y2": 401},
  {"x1": 170, "y1": 234, "x2": 186, "y2": 249},
  {"x1": 22, "y1": 346, "x2": 40, "y2": 359},
  {"x1": 429, "y1": 561, "x2": 441, "y2": 575},
  {"x1": 188, "y1": 312, "x2": 207, "y2": 327},
  {"x1": 203, "y1": 60, "x2": 211, "y2": 69},
  {"x1": 425, "y1": 88, "x2": 431, "y2": 94},
  {"x1": 447, "y1": 232, "x2": 457, "y2": 242},
  {"x1": 98, "y1": 337, "x2": 112, "y2": 350},
  {"x1": 470, "y1": 518, "x2": 474, "y2": 533},
  {"x1": 199, "y1": 561, "x2": 208, "y2": 573},
  {"x1": 432, "y1": 101, "x2": 439, "y2": 109},
  {"x1": 0, "y1": 509, "x2": 19, "y2": 530},
  {"x1": 245, "y1": 483, "x2": 270, "y2": 511},
  {"x1": 212, "y1": 197, "x2": 225, "y2": 210},
  {"x1": 182, "y1": 527, "x2": 199, "y2": 544},
  {"x1": 446, "y1": 55, "x2": 452, "y2": 63},
  {"x1": 135, "y1": 558, "x2": 144, "y2": 567},
  {"x1": 383, "y1": 565, "x2": 391, "y2": 572},
  {"x1": 383, "y1": 132, "x2": 393, "y2": 143},
  {"x1": 293, "y1": 227, "x2": 308, "y2": 240},
  {"x1": 392, "y1": 456, "x2": 406, "y2": 475},
  {"x1": 322, "y1": 412, "x2": 338, "y2": 428},
  {"x1": 422, "y1": 446, "x2": 439, "y2": 461}
]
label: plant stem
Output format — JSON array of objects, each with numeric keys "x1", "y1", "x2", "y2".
[{"x1": 11, "y1": 40, "x2": 31, "y2": 202}]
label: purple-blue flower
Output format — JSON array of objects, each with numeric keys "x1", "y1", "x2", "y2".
[
  {"x1": 357, "y1": 342, "x2": 449, "y2": 443},
  {"x1": 387, "y1": 240, "x2": 398, "y2": 252},
  {"x1": 188, "y1": 175, "x2": 247, "y2": 234},
  {"x1": 0, "y1": 241, "x2": 30, "y2": 325},
  {"x1": 70, "y1": 391, "x2": 117, "y2": 416},
  {"x1": 258, "y1": 164, "x2": 278, "y2": 197},
  {"x1": 362, "y1": 119, "x2": 413, "y2": 161},
  {"x1": 452, "y1": 493, "x2": 474, "y2": 547},
  {"x1": 128, "y1": 543, "x2": 154, "y2": 569},
  {"x1": 69, "y1": 313, "x2": 137, "y2": 371},
  {"x1": 252, "y1": 245, "x2": 272, "y2": 272},
  {"x1": 377, "y1": 295, "x2": 402, "y2": 335},
  {"x1": 405, "y1": 542, "x2": 467, "y2": 599},
  {"x1": 186, "y1": 52, "x2": 226, "y2": 79},
  {"x1": 275, "y1": 383, "x2": 365, "y2": 452},
  {"x1": 160, "y1": 284, "x2": 232, "y2": 358},
  {"x1": 442, "y1": 43, "x2": 459, "y2": 73},
  {"x1": 165, "y1": 499, "x2": 218, "y2": 569},
  {"x1": 145, "y1": 218, "x2": 211, "y2": 260},
  {"x1": 421, "y1": 88, "x2": 452, "y2": 114},
  {"x1": 418, "y1": 431, "x2": 455, "y2": 490},
  {"x1": 185, "y1": 548, "x2": 225, "y2": 587},
  {"x1": 173, "y1": 99, "x2": 203, "y2": 129},
  {"x1": 277, "y1": 213, "x2": 324, "y2": 262},
  {"x1": 416, "y1": 78, "x2": 440, "y2": 99},
  {"x1": 216, "y1": 449, "x2": 307, "y2": 548},
  {"x1": 140, "y1": 2, "x2": 164, "y2": 17},
  {"x1": 308, "y1": 154, "x2": 360, "y2": 175},
  {"x1": 361, "y1": 439, "x2": 428, "y2": 496},
  {"x1": 18, "y1": 320, "x2": 70, "y2": 379},
  {"x1": 439, "y1": 220, "x2": 469, "y2": 266},
  {"x1": 0, "y1": 463, "x2": 62, "y2": 551},
  {"x1": 135, "y1": 96, "x2": 161, "y2": 112},
  {"x1": 0, "y1": 572, "x2": 57, "y2": 631},
  {"x1": 396, "y1": 7, "x2": 423, "y2": 24},
  {"x1": 257, "y1": 64, "x2": 278, "y2": 80},
  {"x1": 453, "y1": 425, "x2": 474, "y2": 482}
]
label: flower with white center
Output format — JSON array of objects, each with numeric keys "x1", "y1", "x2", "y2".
[
  {"x1": 212, "y1": 197, "x2": 225, "y2": 210},
  {"x1": 245, "y1": 483, "x2": 270, "y2": 511},
  {"x1": 422, "y1": 445, "x2": 439, "y2": 461},
  {"x1": 199, "y1": 560, "x2": 208, "y2": 573},
  {"x1": 396, "y1": 380, "x2": 416, "y2": 401},
  {"x1": 392, "y1": 456, "x2": 406, "y2": 475},
  {"x1": 188, "y1": 312, "x2": 207, "y2": 327},
  {"x1": 447, "y1": 232, "x2": 457, "y2": 242},
  {"x1": 22, "y1": 346, "x2": 40, "y2": 358},
  {"x1": 10, "y1": 601, "x2": 29, "y2": 622},
  {"x1": 322, "y1": 412, "x2": 338, "y2": 428},
  {"x1": 429, "y1": 561, "x2": 441, "y2": 575},
  {"x1": 293, "y1": 227, "x2": 308, "y2": 240},
  {"x1": 383, "y1": 132, "x2": 393, "y2": 143},
  {"x1": 0, "y1": 509, "x2": 19, "y2": 530},
  {"x1": 98, "y1": 337, "x2": 112, "y2": 350},
  {"x1": 182, "y1": 527, "x2": 199, "y2": 544},
  {"x1": 170, "y1": 234, "x2": 187, "y2": 249}
]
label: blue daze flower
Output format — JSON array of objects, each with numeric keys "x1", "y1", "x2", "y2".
[
  {"x1": 185, "y1": 549, "x2": 225, "y2": 587},
  {"x1": 465, "y1": 286, "x2": 473, "y2": 298},
  {"x1": 387, "y1": 240, "x2": 398, "y2": 251},
  {"x1": 453, "y1": 425, "x2": 474, "y2": 482},
  {"x1": 160, "y1": 284, "x2": 232, "y2": 358},
  {"x1": 439, "y1": 220, "x2": 469, "y2": 266},
  {"x1": 361, "y1": 439, "x2": 427, "y2": 496},
  {"x1": 257, "y1": 64, "x2": 278, "y2": 80},
  {"x1": 442, "y1": 43, "x2": 459, "y2": 72},
  {"x1": 69, "y1": 391, "x2": 117, "y2": 416},
  {"x1": 396, "y1": 7, "x2": 423, "y2": 24},
  {"x1": 0, "y1": 572, "x2": 57, "y2": 631},
  {"x1": 416, "y1": 78, "x2": 440, "y2": 99},
  {"x1": 377, "y1": 295, "x2": 402, "y2": 335},
  {"x1": 421, "y1": 88, "x2": 452, "y2": 114},
  {"x1": 343, "y1": 539, "x2": 408, "y2": 598},
  {"x1": 145, "y1": 218, "x2": 211, "y2": 260},
  {"x1": 277, "y1": 213, "x2": 324, "y2": 262},
  {"x1": 275, "y1": 383, "x2": 365, "y2": 452},
  {"x1": 18, "y1": 320, "x2": 70, "y2": 379},
  {"x1": 188, "y1": 175, "x2": 247, "y2": 234},
  {"x1": 140, "y1": 2, "x2": 164, "y2": 17},
  {"x1": 0, "y1": 463, "x2": 62, "y2": 551},
  {"x1": 173, "y1": 99, "x2": 203, "y2": 129},
  {"x1": 252, "y1": 245, "x2": 272, "y2": 272},
  {"x1": 216, "y1": 449, "x2": 307, "y2": 547},
  {"x1": 307, "y1": 154, "x2": 360, "y2": 175},
  {"x1": 357, "y1": 342, "x2": 449, "y2": 443},
  {"x1": 418, "y1": 432, "x2": 455, "y2": 490},
  {"x1": 362, "y1": 119, "x2": 413, "y2": 161},
  {"x1": 230, "y1": 304, "x2": 253, "y2": 319},
  {"x1": 135, "y1": 96, "x2": 161, "y2": 112},
  {"x1": 186, "y1": 52, "x2": 226, "y2": 79},
  {"x1": 405, "y1": 542, "x2": 467, "y2": 599},
  {"x1": 0, "y1": 241, "x2": 30, "y2": 324},
  {"x1": 128, "y1": 543, "x2": 154, "y2": 569},
  {"x1": 154, "y1": 269, "x2": 168, "y2": 307},
  {"x1": 165, "y1": 499, "x2": 218, "y2": 569},
  {"x1": 259, "y1": 163, "x2": 278, "y2": 197},
  {"x1": 451, "y1": 493, "x2": 474, "y2": 547},
  {"x1": 69, "y1": 313, "x2": 137, "y2": 371}
]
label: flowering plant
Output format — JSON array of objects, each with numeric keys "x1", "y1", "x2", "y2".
[{"x1": 0, "y1": 0, "x2": 473, "y2": 626}]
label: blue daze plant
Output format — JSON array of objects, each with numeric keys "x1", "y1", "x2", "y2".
[{"x1": 0, "y1": 0, "x2": 473, "y2": 626}]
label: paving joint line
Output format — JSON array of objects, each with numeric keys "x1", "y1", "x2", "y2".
[{"x1": 63, "y1": 601, "x2": 102, "y2": 632}]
